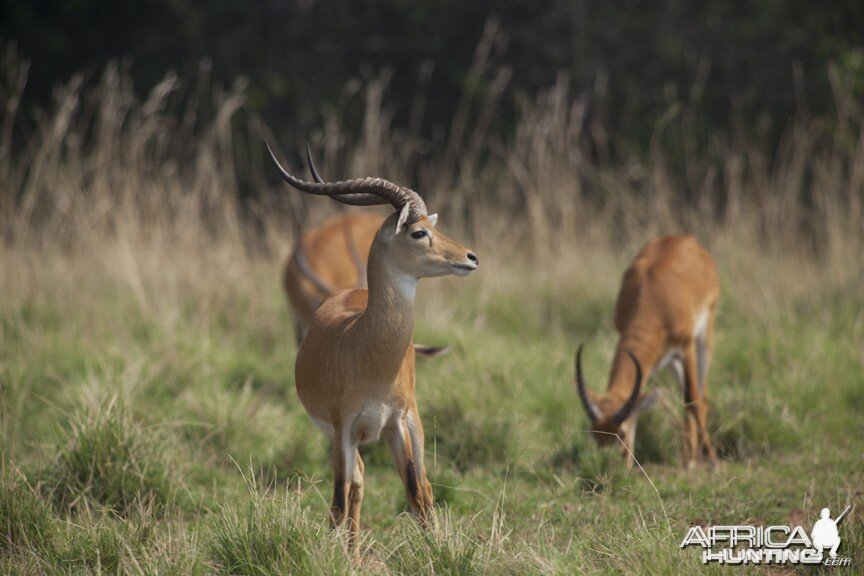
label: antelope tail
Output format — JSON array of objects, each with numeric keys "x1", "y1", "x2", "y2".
[
  {"x1": 293, "y1": 243, "x2": 337, "y2": 297},
  {"x1": 413, "y1": 344, "x2": 451, "y2": 358}
]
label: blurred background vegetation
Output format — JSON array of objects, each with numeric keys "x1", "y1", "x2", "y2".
[{"x1": 4, "y1": 0, "x2": 864, "y2": 152}]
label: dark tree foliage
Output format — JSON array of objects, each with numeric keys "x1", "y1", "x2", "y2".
[{"x1": 2, "y1": 0, "x2": 862, "y2": 146}]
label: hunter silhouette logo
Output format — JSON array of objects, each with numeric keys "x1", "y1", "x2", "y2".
[
  {"x1": 812, "y1": 506, "x2": 850, "y2": 559},
  {"x1": 680, "y1": 504, "x2": 853, "y2": 566}
]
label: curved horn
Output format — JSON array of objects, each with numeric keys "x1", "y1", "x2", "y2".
[
  {"x1": 609, "y1": 349, "x2": 643, "y2": 426},
  {"x1": 266, "y1": 141, "x2": 387, "y2": 205},
  {"x1": 266, "y1": 141, "x2": 427, "y2": 221},
  {"x1": 306, "y1": 143, "x2": 324, "y2": 183},
  {"x1": 575, "y1": 344, "x2": 603, "y2": 423}
]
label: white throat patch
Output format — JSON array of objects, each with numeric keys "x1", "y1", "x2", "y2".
[{"x1": 392, "y1": 273, "x2": 418, "y2": 302}]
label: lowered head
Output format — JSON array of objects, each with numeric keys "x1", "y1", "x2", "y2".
[{"x1": 575, "y1": 344, "x2": 657, "y2": 459}]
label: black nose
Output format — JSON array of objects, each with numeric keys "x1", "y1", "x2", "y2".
[{"x1": 467, "y1": 252, "x2": 478, "y2": 263}]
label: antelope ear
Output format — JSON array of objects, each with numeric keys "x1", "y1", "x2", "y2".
[
  {"x1": 427, "y1": 213, "x2": 438, "y2": 227},
  {"x1": 395, "y1": 203, "x2": 411, "y2": 234}
]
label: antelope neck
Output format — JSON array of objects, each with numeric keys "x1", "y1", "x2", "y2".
[
  {"x1": 358, "y1": 245, "x2": 417, "y2": 359},
  {"x1": 606, "y1": 333, "x2": 664, "y2": 398}
]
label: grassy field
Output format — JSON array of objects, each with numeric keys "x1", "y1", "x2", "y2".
[{"x1": 1, "y1": 55, "x2": 863, "y2": 574}]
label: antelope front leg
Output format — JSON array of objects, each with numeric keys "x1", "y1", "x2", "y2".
[
  {"x1": 622, "y1": 418, "x2": 638, "y2": 471},
  {"x1": 682, "y1": 345, "x2": 717, "y2": 468},
  {"x1": 330, "y1": 428, "x2": 355, "y2": 529},
  {"x1": 347, "y1": 450, "x2": 364, "y2": 557},
  {"x1": 696, "y1": 398, "x2": 717, "y2": 465},
  {"x1": 697, "y1": 312, "x2": 718, "y2": 465}
]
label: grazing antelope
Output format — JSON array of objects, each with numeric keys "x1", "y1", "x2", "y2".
[
  {"x1": 284, "y1": 208, "x2": 449, "y2": 358},
  {"x1": 575, "y1": 235, "x2": 719, "y2": 469},
  {"x1": 266, "y1": 142, "x2": 478, "y2": 553}
]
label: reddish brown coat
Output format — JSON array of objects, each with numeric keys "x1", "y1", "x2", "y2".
[{"x1": 578, "y1": 235, "x2": 719, "y2": 469}]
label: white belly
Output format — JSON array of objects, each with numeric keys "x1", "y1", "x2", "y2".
[
  {"x1": 655, "y1": 308, "x2": 710, "y2": 388},
  {"x1": 694, "y1": 309, "x2": 709, "y2": 338},
  {"x1": 656, "y1": 347, "x2": 683, "y2": 373},
  {"x1": 310, "y1": 417, "x2": 335, "y2": 437}
]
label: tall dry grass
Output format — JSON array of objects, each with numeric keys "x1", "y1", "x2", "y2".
[{"x1": 1, "y1": 34, "x2": 862, "y2": 325}]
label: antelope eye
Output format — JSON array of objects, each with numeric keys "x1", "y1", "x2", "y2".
[{"x1": 410, "y1": 230, "x2": 428, "y2": 240}]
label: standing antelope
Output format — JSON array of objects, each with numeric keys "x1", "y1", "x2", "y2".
[
  {"x1": 266, "y1": 142, "x2": 478, "y2": 553},
  {"x1": 575, "y1": 235, "x2": 719, "y2": 469}
]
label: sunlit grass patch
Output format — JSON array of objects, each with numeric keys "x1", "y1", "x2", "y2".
[
  {"x1": 426, "y1": 398, "x2": 516, "y2": 473},
  {"x1": 0, "y1": 477, "x2": 56, "y2": 554},
  {"x1": 207, "y1": 484, "x2": 351, "y2": 576},
  {"x1": 383, "y1": 508, "x2": 536, "y2": 576},
  {"x1": 573, "y1": 446, "x2": 634, "y2": 494},
  {"x1": 54, "y1": 523, "x2": 126, "y2": 574},
  {"x1": 710, "y1": 388, "x2": 800, "y2": 460},
  {"x1": 178, "y1": 380, "x2": 316, "y2": 474},
  {"x1": 40, "y1": 397, "x2": 173, "y2": 516}
]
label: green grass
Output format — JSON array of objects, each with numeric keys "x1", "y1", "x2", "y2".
[
  {"x1": 39, "y1": 398, "x2": 174, "y2": 516},
  {"x1": 1, "y1": 243, "x2": 862, "y2": 575},
  {"x1": 208, "y1": 485, "x2": 350, "y2": 576},
  {"x1": 0, "y1": 479, "x2": 55, "y2": 554}
]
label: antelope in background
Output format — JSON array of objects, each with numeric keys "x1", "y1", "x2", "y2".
[
  {"x1": 576, "y1": 235, "x2": 719, "y2": 469},
  {"x1": 284, "y1": 150, "x2": 448, "y2": 358},
  {"x1": 284, "y1": 211, "x2": 382, "y2": 341},
  {"x1": 266, "y1": 142, "x2": 479, "y2": 554}
]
